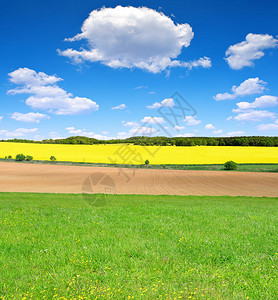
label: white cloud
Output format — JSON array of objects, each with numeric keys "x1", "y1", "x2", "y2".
[
  {"x1": 174, "y1": 125, "x2": 185, "y2": 131},
  {"x1": 224, "y1": 131, "x2": 245, "y2": 137},
  {"x1": 0, "y1": 116, "x2": 3, "y2": 122},
  {"x1": 8, "y1": 68, "x2": 99, "y2": 115},
  {"x1": 129, "y1": 126, "x2": 158, "y2": 136},
  {"x1": 257, "y1": 119, "x2": 278, "y2": 131},
  {"x1": 174, "y1": 133, "x2": 195, "y2": 137},
  {"x1": 0, "y1": 128, "x2": 38, "y2": 139},
  {"x1": 205, "y1": 123, "x2": 215, "y2": 129},
  {"x1": 111, "y1": 103, "x2": 127, "y2": 110},
  {"x1": 147, "y1": 97, "x2": 175, "y2": 109},
  {"x1": 225, "y1": 33, "x2": 278, "y2": 69},
  {"x1": 65, "y1": 127, "x2": 110, "y2": 140},
  {"x1": 141, "y1": 116, "x2": 165, "y2": 124},
  {"x1": 213, "y1": 129, "x2": 223, "y2": 134},
  {"x1": 184, "y1": 115, "x2": 201, "y2": 126},
  {"x1": 122, "y1": 121, "x2": 139, "y2": 127},
  {"x1": 236, "y1": 95, "x2": 278, "y2": 110},
  {"x1": 227, "y1": 116, "x2": 232, "y2": 121},
  {"x1": 58, "y1": 6, "x2": 211, "y2": 73},
  {"x1": 234, "y1": 109, "x2": 276, "y2": 122},
  {"x1": 134, "y1": 85, "x2": 147, "y2": 90},
  {"x1": 11, "y1": 112, "x2": 50, "y2": 123},
  {"x1": 214, "y1": 77, "x2": 266, "y2": 101}
]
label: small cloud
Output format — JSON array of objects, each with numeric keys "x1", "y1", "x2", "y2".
[
  {"x1": 147, "y1": 98, "x2": 174, "y2": 109},
  {"x1": 111, "y1": 104, "x2": 127, "y2": 110},
  {"x1": 141, "y1": 116, "x2": 165, "y2": 124},
  {"x1": 234, "y1": 109, "x2": 276, "y2": 122},
  {"x1": 227, "y1": 116, "x2": 233, "y2": 121},
  {"x1": 122, "y1": 121, "x2": 139, "y2": 127},
  {"x1": 205, "y1": 123, "x2": 215, "y2": 129},
  {"x1": 174, "y1": 133, "x2": 195, "y2": 137},
  {"x1": 184, "y1": 115, "x2": 201, "y2": 126},
  {"x1": 225, "y1": 33, "x2": 278, "y2": 70},
  {"x1": 134, "y1": 85, "x2": 147, "y2": 90},
  {"x1": 214, "y1": 77, "x2": 266, "y2": 101},
  {"x1": 174, "y1": 125, "x2": 185, "y2": 131},
  {"x1": 11, "y1": 112, "x2": 50, "y2": 123},
  {"x1": 213, "y1": 129, "x2": 223, "y2": 134},
  {"x1": 257, "y1": 119, "x2": 278, "y2": 131},
  {"x1": 224, "y1": 131, "x2": 245, "y2": 137}
]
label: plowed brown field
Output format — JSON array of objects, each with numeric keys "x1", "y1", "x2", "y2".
[{"x1": 0, "y1": 162, "x2": 277, "y2": 197}]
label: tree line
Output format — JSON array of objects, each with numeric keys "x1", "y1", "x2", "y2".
[{"x1": 1, "y1": 135, "x2": 278, "y2": 146}]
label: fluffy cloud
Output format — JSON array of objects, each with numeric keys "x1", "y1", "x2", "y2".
[
  {"x1": 184, "y1": 115, "x2": 201, "y2": 126},
  {"x1": 0, "y1": 128, "x2": 38, "y2": 139},
  {"x1": 205, "y1": 123, "x2": 215, "y2": 129},
  {"x1": 65, "y1": 127, "x2": 110, "y2": 140},
  {"x1": 111, "y1": 104, "x2": 127, "y2": 110},
  {"x1": 58, "y1": 6, "x2": 211, "y2": 73},
  {"x1": 225, "y1": 33, "x2": 278, "y2": 69},
  {"x1": 141, "y1": 116, "x2": 165, "y2": 124},
  {"x1": 214, "y1": 77, "x2": 266, "y2": 101},
  {"x1": 234, "y1": 109, "x2": 276, "y2": 122},
  {"x1": 0, "y1": 116, "x2": 3, "y2": 122},
  {"x1": 147, "y1": 98, "x2": 175, "y2": 109},
  {"x1": 236, "y1": 95, "x2": 278, "y2": 110},
  {"x1": 11, "y1": 112, "x2": 50, "y2": 123},
  {"x1": 8, "y1": 68, "x2": 99, "y2": 115},
  {"x1": 257, "y1": 119, "x2": 278, "y2": 131}
]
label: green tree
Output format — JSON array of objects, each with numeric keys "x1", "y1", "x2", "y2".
[
  {"x1": 15, "y1": 154, "x2": 26, "y2": 161},
  {"x1": 224, "y1": 161, "x2": 237, "y2": 170}
]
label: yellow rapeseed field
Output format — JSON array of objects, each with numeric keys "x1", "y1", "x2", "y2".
[{"x1": 0, "y1": 142, "x2": 278, "y2": 164}]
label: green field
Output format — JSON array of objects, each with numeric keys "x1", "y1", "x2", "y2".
[
  {"x1": 0, "y1": 193, "x2": 277, "y2": 299},
  {"x1": 1, "y1": 158, "x2": 278, "y2": 173}
]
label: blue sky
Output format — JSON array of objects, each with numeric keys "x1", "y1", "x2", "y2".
[{"x1": 0, "y1": 0, "x2": 278, "y2": 140}]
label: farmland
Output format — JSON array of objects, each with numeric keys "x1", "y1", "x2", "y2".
[
  {"x1": 0, "y1": 192, "x2": 277, "y2": 300},
  {"x1": 1, "y1": 142, "x2": 278, "y2": 164}
]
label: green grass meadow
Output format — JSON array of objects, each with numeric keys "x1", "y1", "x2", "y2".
[{"x1": 0, "y1": 193, "x2": 277, "y2": 299}]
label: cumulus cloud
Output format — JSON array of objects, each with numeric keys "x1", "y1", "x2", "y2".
[
  {"x1": 236, "y1": 95, "x2": 278, "y2": 111},
  {"x1": 184, "y1": 115, "x2": 201, "y2": 125},
  {"x1": 225, "y1": 33, "x2": 278, "y2": 69},
  {"x1": 66, "y1": 127, "x2": 111, "y2": 140},
  {"x1": 234, "y1": 109, "x2": 276, "y2": 122},
  {"x1": 0, "y1": 128, "x2": 38, "y2": 139},
  {"x1": 58, "y1": 6, "x2": 211, "y2": 73},
  {"x1": 214, "y1": 77, "x2": 266, "y2": 101},
  {"x1": 11, "y1": 112, "x2": 50, "y2": 123},
  {"x1": 205, "y1": 123, "x2": 215, "y2": 129},
  {"x1": 111, "y1": 104, "x2": 127, "y2": 110},
  {"x1": 141, "y1": 116, "x2": 165, "y2": 124},
  {"x1": 257, "y1": 119, "x2": 278, "y2": 131},
  {"x1": 147, "y1": 98, "x2": 175, "y2": 109},
  {"x1": 8, "y1": 68, "x2": 99, "y2": 115}
]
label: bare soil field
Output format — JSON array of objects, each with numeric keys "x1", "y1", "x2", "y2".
[
  {"x1": 0, "y1": 162, "x2": 278, "y2": 197},
  {"x1": 0, "y1": 162, "x2": 277, "y2": 197}
]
